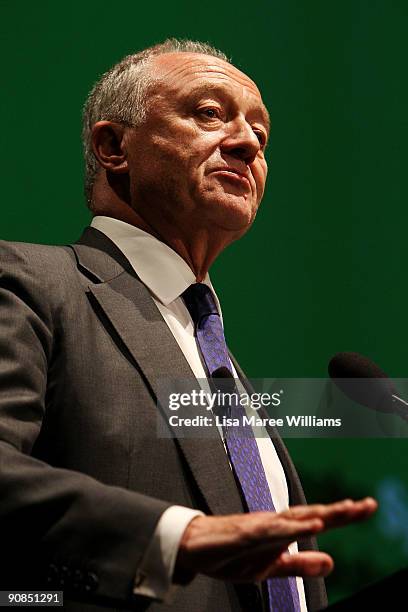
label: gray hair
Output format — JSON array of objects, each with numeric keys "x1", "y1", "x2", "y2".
[{"x1": 82, "y1": 38, "x2": 230, "y2": 208}]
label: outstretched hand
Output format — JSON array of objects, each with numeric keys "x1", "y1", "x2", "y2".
[{"x1": 174, "y1": 497, "x2": 377, "y2": 584}]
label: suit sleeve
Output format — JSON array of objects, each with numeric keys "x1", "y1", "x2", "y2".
[{"x1": 0, "y1": 243, "x2": 171, "y2": 608}]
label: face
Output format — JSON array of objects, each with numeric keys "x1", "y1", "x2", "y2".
[{"x1": 124, "y1": 52, "x2": 269, "y2": 238}]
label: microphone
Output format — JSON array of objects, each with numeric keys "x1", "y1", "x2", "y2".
[
  {"x1": 211, "y1": 366, "x2": 235, "y2": 387},
  {"x1": 211, "y1": 367, "x2": 235, "y2": 419},
  {"x1": 328, "y1": 352, "x2": 408, "y2": 423}
]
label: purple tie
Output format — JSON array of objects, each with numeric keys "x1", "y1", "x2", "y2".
[{"x1": 182, "y1": 283, "x2": 301, "y2": 612}]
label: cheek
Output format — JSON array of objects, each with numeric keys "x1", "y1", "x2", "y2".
[
  {"x1": 252, "y1": 159, "x2": 268, "y2": 200},
  {"x1": 148, "y1": 135, "x2": 203, "y2": 177}
]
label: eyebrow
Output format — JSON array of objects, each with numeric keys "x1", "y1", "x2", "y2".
[{"x1": 185, "y1": 82, "x2": 270, "y2": 134}]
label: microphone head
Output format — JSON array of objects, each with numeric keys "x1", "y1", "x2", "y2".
[
  {"x1": 328, "y1": 352, "x2": 397, "y2": 413},
  {"x1": 328, "y1": 351, "x2": 388, "y2": 380},
  {"x1": 211, "y1": 366, "x2": 235, "y2": 395},
  {"x1": 212, "y1": 366, "x2": 234, "y2": 379}
]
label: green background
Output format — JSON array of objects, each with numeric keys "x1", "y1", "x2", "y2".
[{"x1": 2, "y1": 0, "x2": 408, "y2": 604}]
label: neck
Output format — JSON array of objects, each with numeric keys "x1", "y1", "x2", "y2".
[{"x1": 161, "y1": 228, "x2": 231, "y2": 282}]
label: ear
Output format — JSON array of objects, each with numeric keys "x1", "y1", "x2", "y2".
[{"x1": 91, "y1": 121, "x2": 129, "y2": 174}]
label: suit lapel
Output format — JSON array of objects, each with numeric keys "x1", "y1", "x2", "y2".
[
  {"x1": 70, "y1": 227, "x2": 245, "y2": 516},
  {"x1": 229, "y1": 353, "x2": 307, "y2": 506}
]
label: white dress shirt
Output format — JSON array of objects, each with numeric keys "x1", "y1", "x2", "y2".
[{"x1": 90, "y1": 216, "x2": 307, "y2": 610}]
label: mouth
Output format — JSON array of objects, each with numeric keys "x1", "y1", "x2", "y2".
[{"x1": 211, "y1": 167, "x2": 251, "y2": 190}]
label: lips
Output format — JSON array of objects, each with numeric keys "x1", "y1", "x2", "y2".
[{"x1": 211, "y1": 167, "x2": 251, "y2": 188}]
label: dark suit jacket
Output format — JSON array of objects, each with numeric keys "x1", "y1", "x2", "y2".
[{"x1": 0, "y1": 226, "x2": 327, "y2": 611}]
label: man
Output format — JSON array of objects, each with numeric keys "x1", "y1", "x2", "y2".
[{"x1": 0, "y1": 39, "x2": 376, "y2": 611}]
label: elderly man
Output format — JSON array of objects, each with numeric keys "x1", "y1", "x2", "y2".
[{"x1": 0, "y1": 39, "x2": 375, "y2": 612}]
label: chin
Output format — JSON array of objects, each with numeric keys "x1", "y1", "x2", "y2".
[{"x1": 207, "y1": 196, "x2": 257, "y2": 232}]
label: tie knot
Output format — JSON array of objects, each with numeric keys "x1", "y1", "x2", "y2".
[{"x1": 182, "y1": 283, "x2": 218, "y2": 327}]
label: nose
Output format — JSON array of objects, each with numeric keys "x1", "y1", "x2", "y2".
[{"x1": 220, "y1": 117, "x2": 261, "y2": 164}]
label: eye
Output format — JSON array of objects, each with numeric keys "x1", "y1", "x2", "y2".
[
  {"x1": 200, "y1": 107, "x2": 220, "y2": 119},
  {"x1": 253, "y1": 129, "x2": 267, "y2": 147}
]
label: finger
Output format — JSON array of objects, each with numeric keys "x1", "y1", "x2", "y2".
[
  {"x1": 262, "y1": 516, "x2": 325, "y2": 541},
  {"x1": 283, "y1": 497, "x2": 377, "y2": 527},
  {"x1": 264, "y1": 551, "x2": 334, "y2": 579},
  {"x1": 206, "y1": 549, "x2": 334, "y2": 583},
  {"x1": 285, "y1": 497, "x2": 377, "y2": 519},
  {"x1": 319, "y1": 497, "x2": 378, "y2": 528}
]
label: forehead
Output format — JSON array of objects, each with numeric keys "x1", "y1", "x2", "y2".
[{"x1": 150, "y1": 52, "x2": 268, "y2": 124}]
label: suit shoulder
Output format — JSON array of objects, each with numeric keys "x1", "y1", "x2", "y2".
[
  {"x1": 0, "y1": 239, "x2": 77, "y2": 275},
  {"x1": 0, "y1": 239, "x2": 80, "y2": 305},
  {"x1": 0, "y1": 239, "x2": 70, "y2": 264}
]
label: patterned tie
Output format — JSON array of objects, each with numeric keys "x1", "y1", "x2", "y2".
[{"x1": 182, "y1": 282, "x2": 301, "y2": 612}]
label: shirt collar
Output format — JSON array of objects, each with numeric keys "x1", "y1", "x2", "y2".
[{"x1": 90, "y1": 216, "x2": 220, "y2": 309}]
